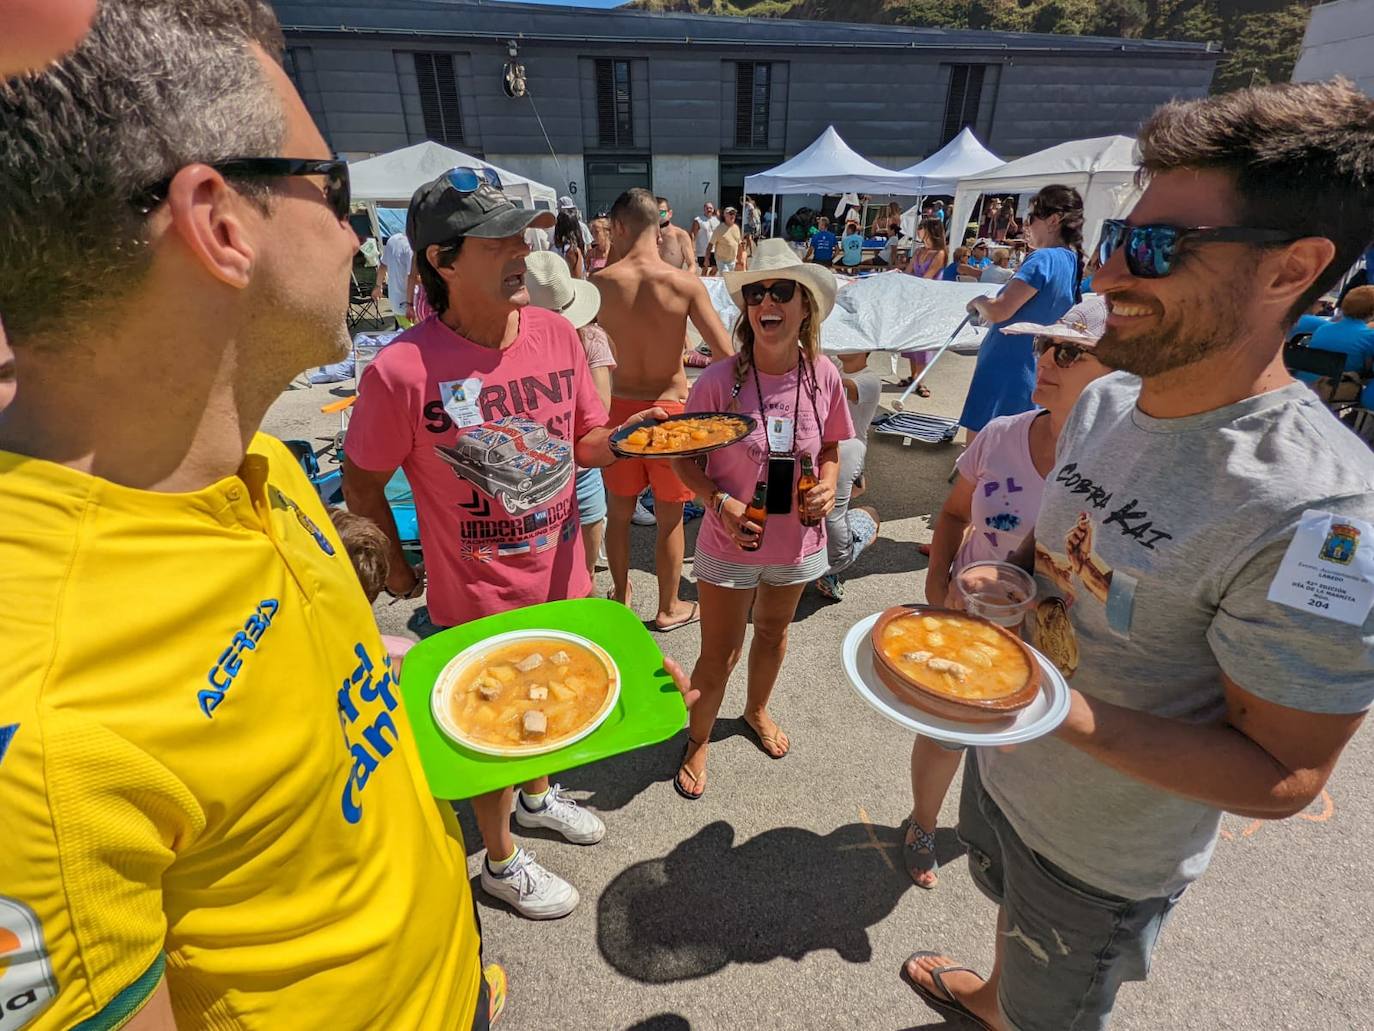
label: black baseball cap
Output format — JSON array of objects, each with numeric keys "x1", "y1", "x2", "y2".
[{"x1": 407, "y1": 170, "x2": 555, "y2": 251}]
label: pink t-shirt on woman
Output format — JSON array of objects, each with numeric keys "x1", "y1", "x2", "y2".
[
  {"x1": 687, "y1": 353, "x2": 854, "y2": 565},
  {"x1": 952, "y1": 409, "x2": 1046, "y2": 571}
]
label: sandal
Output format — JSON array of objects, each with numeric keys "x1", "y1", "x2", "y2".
[
  {"x1": 903, "y1": 818, "x2": 939, "y2": 890},
  {"x1": 900, "y1": 952, "x2": 992, "y2": 1030},
  {"x1": 673, "y1": 736, "x2": 708, "y2": 801},
  {"x1": 915, "y1": 383, "x2": 932, "y2": 398},
  {"x1": 896, "y1": 376, "x2": 914, "y2": 387},
  {"x1": 652, "y1": 601, "x2": 700, "y2": 634},
  {"x1": 743, "y1": 714, "x2": 790, "y2": 759}
]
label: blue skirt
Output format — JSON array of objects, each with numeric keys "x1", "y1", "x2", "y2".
[{"x1": 958, "y1": 328, "x2": 1037, "y2": 432}]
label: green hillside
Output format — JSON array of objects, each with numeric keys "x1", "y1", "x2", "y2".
[{"x1": 627, "y1": 0, "x2": 1318, "y2": 93}]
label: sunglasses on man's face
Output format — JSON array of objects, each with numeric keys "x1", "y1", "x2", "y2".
[
  {"x1": 444, "y1": 166, "x2": 503, "y2": 195},
  {"x1": 131, "y1": 157, "x2": 351, "y2": 220},
  {"x1": 1097, "y1": 219, "x2": 1296, "y2": 279},
  {"x1": 1034, "y1": 336, "x2": 1093, "y2": 369},
  {"x1": 741, "y1": 280, "x2": 798, "y2": 306}
]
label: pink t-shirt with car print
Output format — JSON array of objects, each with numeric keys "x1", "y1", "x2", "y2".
[{"x1": 346, "y1": 307, "x2": 609, "y2": 628}]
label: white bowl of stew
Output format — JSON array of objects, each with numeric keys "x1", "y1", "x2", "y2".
[{"x1": 431, "y1": 629, "x2": 621, "y2": 757}]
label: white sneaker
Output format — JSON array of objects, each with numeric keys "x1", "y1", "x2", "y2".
[
  {"x1": 480, "y1": 848, "x2": 579, "y2": 920},
  {"x1": 631, "y1": 498, "x2": 656, "y2": 526},
  {"x1": 515, "y1": 783, "x2": 607, "y2": 844}
]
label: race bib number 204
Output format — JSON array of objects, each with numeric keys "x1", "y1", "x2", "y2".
[{"x1": 1266, "y1": 510, "x2": 1374, "y2": 627}]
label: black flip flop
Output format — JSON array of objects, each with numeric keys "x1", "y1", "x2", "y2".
[
  {"x1": 650, "y1": 602, "x2": 700, "y2": 634},
  {"x1": 673, "y1": 737, "x2": 707, "y2": 801},
  {"x1": 900, "y1": 951, "x2": 993, "y2": 1030}
]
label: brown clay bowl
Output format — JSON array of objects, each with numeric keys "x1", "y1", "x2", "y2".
[{"x1": 868, "y1": 605, "x2": 1041, "y2": 724}]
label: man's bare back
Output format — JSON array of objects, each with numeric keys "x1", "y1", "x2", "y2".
[
  {"x1": 658, "y1": 223, "x2": 695, "y2": 272},
  {"x1": 592, "y1": 239, "x2": 732, "y2": 402}
]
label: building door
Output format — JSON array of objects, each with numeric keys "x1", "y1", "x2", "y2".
[
  {"x1": 719, "y1": 157, "x2": 779, "y2": 232},
  {"x1": 583, "y1": 158, "x2": 651, "y2": 220}
]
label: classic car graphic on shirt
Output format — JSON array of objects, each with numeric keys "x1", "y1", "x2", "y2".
[{"x1": 435, "y1": 417, "x2": 573, "y2": 515}]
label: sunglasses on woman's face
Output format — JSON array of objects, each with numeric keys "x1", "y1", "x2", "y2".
[
  {"x1": 741, "y1": 280, "x2": 798, "y2": 306},
  {"x1": 1097, "y1": 218, "x2": 1296, "y2": 279},
  {"x1": 1035, "y1": 336, "x2": 1093, "y2": 369}
]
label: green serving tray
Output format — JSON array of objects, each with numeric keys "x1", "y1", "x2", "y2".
[{"x1": 399, "y1": 598, "x2": 688, "y2": 800}]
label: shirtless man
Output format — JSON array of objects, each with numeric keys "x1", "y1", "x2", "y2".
[
  {"x1": 593, "y1": 188, "x2": 734, "y2": 630},
  {"x1": 657, "y1": 196, "x2": 696, "y2": 271}
]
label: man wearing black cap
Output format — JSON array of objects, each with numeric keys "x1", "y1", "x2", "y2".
[{"x1": 343, "y1": 170, "x2": 669, "y2": 919}]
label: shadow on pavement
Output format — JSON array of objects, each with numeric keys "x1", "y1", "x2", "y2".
[
  {"x1": 565, "y1": 718, "x2": 759, "y2": 814},
  {"x1": 597, "y1": 819, "x2": 915, "y2": 983},
  {"x1": 624, "y1": 1016, "x2": 691, "y2": 1031}
]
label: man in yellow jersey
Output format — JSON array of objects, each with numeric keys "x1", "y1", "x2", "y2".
[{"x1": 0, "y1": 3, "x2": 707, "y2": 1028}]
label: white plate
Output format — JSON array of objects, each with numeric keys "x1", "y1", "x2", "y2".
[
  {"x1": 841, "y1": 612, "x2": 1070, "y2": 747},
  {"x1": 431, "y1": 629, "x2": 621, "y2": 757}
]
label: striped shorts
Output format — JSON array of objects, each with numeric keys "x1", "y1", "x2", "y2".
[{"x1": 693, "y1": 548, "x2": 829, "y2": 590}]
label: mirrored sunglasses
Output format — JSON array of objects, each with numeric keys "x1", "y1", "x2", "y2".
[
  {"x1": 1097, "y1": 219, "x2": 1296, "y2": 279},
  {"x1": 444, "y1": 166, "x2": 503, "y2": 194}
]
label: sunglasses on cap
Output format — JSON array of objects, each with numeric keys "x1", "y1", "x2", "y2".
[
  {"x1": 132, "y1": 157, "x2": 351, "y2": 220},
  {"x1": 1034, "y1": 336, "x2": 1094, "y2": 369},
  {"x1": 444, "y1": 166, "x2": 503, "y2": 194},
  {"x1": 1098, "y1": 219, "x2": 1297, "y2": 279},
  {"x1": 741, "y1": 280, "x2": 799, "y2": 306}
]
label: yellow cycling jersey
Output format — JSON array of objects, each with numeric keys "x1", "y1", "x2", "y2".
[{"x1": 0, "y1": 435, "x2": 480, "y2": 1029}]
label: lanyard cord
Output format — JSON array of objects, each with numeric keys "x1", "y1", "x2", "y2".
[{"x1": 750, "y1": 348, "x2": 819, "y2": 456}]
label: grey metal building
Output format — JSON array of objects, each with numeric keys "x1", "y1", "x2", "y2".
[
  {"x1": 1292, "y1": 0, "x2": 1374, "y2": 98},
  {"x1": 271, "y1": 0, "x2": 1218, "y2": 219}
]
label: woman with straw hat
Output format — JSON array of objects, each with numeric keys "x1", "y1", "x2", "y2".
[
  {"x1": 669, "y1": 240, "x2": 855, "y2": 799},
  {"x1": 525, "y1": 250, "x2": 615, "y2": 580}
]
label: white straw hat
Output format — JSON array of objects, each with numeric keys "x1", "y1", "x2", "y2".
[
  {"x1": 524, "y1": 251, "x2": 601, "y2": 329},
  {"x1": 1003, "y1": 294, "x2": 1108, "y2": 346},
  {"x1": 723, "y1": 238, "x2": 837, "y2": 319}
]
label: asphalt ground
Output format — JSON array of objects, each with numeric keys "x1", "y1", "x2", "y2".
[{"x1": 264, "y1": 346, "x2": 1374, "y2": 1031}]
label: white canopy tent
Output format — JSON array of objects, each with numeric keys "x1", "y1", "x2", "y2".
[
  {"x1": 948, "y1": 135, "x2": 1141, "y2": 252},
  {"x1": 348, "y1": 141, "x2": 558, "y2": 217},
  {"x1": 744, "y1": 126, "x2": 919, "y2": 234},
  {"x1": 898, "y1": 128, "x2": 1004, "y2": 239}
]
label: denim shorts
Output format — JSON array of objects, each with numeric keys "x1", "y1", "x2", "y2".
[
  {"x1": 958, "y1": 757, "x2": 1184, "y2": 1031},
  {"x1": 575, "y1": 467, "x2": 607, "y2": 526}
]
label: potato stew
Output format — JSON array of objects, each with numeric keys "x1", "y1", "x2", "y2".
[{"x1": 448, "y1": 638, "x2": 612, "y2": 748}]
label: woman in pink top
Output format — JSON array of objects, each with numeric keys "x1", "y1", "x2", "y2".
[
  {"x1": 900, "y1": 218, "x2": 950, "y2": 397},
  {"x1": 586, "y1": 216, "x2": 611, "y2": 272},
  {"x1": 905, "y1": 296, "x2": 1110, "y2": 889},
  {"x1": 670, "y1": 240, "x2": 854, "y2": 800}
]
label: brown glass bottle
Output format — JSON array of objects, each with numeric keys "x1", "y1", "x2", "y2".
[
  {"x1": 797, "y1": 453, "x2": 821, "y2": 526},
  {"x1": 742, "y1": 480, "x2": 768, "y2": 550}
]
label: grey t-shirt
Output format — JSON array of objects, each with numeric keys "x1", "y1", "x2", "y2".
[{"x1": 981, "y1": 374, "x2": 1374, "y2": 900}]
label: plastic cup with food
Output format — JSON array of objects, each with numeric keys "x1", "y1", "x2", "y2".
[{"x1": 952, "y1": 561, "x2": 1036, "y2": 629}]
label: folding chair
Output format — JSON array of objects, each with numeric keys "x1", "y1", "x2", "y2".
[
  {"x1": 1284, "y1": 340, "x2": 1363, "y2": 415},
  {"x1": 347, "y1": 273, "x2": 383, "y2": 331}
]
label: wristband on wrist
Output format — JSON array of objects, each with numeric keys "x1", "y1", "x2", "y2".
[{"x1": 711, "y1": 490, "x2": 730, "y2": 517}]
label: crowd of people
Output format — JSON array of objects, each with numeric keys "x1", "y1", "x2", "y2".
[{"x1": 2, "y1": 3, "x2": 1374, "y2": 1031}]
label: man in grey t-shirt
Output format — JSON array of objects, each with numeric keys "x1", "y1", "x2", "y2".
[{"x1": 904, "y1": 81, "x2": 1374, "y2": 1031}]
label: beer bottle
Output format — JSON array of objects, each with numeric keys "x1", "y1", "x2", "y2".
[
  {"x1": 797, "y1": 453, "x2": 821, "y2": 527},
  {"x1": 742, "y1": 480, "x2": 768, "y2": 550}
]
